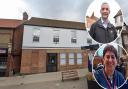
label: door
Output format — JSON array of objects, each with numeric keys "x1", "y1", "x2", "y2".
[{"x1": 46, "y1": 53, "x2": 57, "y2": 72}]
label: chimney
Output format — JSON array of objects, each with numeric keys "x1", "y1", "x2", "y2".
[{"x1": 23, "y1": 12, "x2": 28, "y2": 20}]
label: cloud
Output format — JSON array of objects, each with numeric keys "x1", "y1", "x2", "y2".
[
  {"x1": 1, "y1": 0, "x2": 128, "y2": 23},
  {"x1": 23, "y1": 0, "x2": 128, "y2": 23},
  {"x1": 21, "y1": 0, "x2": 92, "y2": 22}
]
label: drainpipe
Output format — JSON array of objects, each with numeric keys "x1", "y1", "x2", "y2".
[{"x1": 6, "y1": 43, "x2": 14, "y2": 76}]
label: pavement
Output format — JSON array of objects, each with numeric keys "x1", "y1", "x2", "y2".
[
  {"x1": 0, "y1": 78, "x2": 88, "y2": 89},
  {"x1": 0, "y1": 68, "x2": 88, "y2": 88}
]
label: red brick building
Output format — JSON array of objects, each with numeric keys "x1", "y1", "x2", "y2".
[
  {"x1": 0, "y1": 19, "x2": 24, "y2": 76},
  {"x1": 86, "y1": 12, "x2": 98, "y2": 29}
]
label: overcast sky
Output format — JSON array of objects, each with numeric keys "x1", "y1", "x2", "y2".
[{"x1": 0, "y1": 0, "x2": 128, "y2": 24}]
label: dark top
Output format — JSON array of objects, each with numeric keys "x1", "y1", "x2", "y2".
[
  {"x1": 119, "y1": 80, "x2": 128, "y2": 89},
  {"x1": 89, "y1": 19, "x2": 117, "y2": 43},
  {"x1": 94, "y1": 69, "x2": 125, "y2": 89}
]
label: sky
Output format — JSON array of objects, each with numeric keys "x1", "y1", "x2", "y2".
[{"x1": 0, "y1": 0, "x2": 128, "y2": 24}]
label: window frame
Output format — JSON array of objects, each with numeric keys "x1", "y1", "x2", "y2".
[
  {"x1": 71, "y1": 31, "x2": 77, "y2": 44},
  {"x1": 32, "y1": 28, "x2": 40, "y2": 43},
  {"x1": 53, "y1": 30, "x2": 60, "y2": 44},
  {"x1": 60, "y1": 53, "x2": 66, "y2": 65},
  {"x1": 69, "y1": 53, "x2": 75, "y2": 65},
  {"x1": 77, "y1": 53, "x2": 83, "y2": 65}
]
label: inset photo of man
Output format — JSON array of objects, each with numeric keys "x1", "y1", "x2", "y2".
[
  {"x1": 92, "y1": 43, "x2": 127, "y2": 89},
  {"x1": 85, "y1": 0, "x2": 123, "y2": 43}
]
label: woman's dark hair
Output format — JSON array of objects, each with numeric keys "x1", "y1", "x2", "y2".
[{"x1": 103, "y1": 45, "x2": 117, "y2": 58}]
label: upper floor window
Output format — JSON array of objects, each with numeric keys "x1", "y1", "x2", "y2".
[
  {"x1": 87, "y1": 38, "x2": 92, "y2": 44},
  {"x1": 123, "y1": 35, "x2": 128, "y2": 45},
  {"x1": 120, "y1": 15, "x2": 123, "y2": 22},
  {"x1": 53, "y1": 30, "x2": 59, "y2": 44},
  {"x1": 71, "y1": 31, "x2": 77, "y2": 44},
  {"x1": 33, "y1": 28, "x2": 40, "y2": 42},
  {"x1": 115, "y1": 18, "x2": 117, "y2": 23}
]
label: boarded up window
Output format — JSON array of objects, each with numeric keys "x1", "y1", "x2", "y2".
[{"x1": 31, "y1": 50, "x2": 39, "y2": 67}]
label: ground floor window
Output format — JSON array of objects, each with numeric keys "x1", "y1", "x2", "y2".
[
  {"x1": 60, "y1": 52, "x2": 83, "y2": 66},
  {"x1": 60, "y1": 53, "x2": 66, "y2": 65},
  {"x1": 77, "y1": 53, "x2": 82, "y2": 64},
  {"x1": 69, "y1": 53, "x2": 74, "y2": 65}
]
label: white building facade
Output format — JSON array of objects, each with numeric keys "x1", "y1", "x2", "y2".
[{"x1": 20, "y1": 17, "x2": 97, "y2": 74}]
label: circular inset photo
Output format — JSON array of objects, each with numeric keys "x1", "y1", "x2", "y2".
[
  {"x1": 85, "y1": 0, "x2": 124, "y2": 43},
  {"x1": 92, "y1": 43, "x2": 127, "y2": 89}
]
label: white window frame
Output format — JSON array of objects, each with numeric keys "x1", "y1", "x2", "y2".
[
  {"x1": 71, "y1": 31, "x2": 77, "y2": 44},
  {"x1": 69, "y1": 53, "x2": 75, "y2": 65},
  {"x1": 60, "y1": 53, "x2": 66, "y2": 65},
  {"x1": 120, "y1": 15, "x2": 123, "y2": 22},
  {"x1": 33, "y1": 28, "x2": 40, "y2": 42},
  {"x1": 53, "y1": 30, "x2": 59, "y2": 44},
  {"x1": 115, "y1": 17, "x2": 117, "y2": 23},
  {"x1": 87, "y1": 38, "x2": 92, "y2": 44},
  {"x1": 77, "y1": 53, "x2": 82, "y2": 65}
]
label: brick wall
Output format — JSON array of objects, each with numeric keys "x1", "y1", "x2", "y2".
[
  {"x1": 20, "y1": 49, "x2": 88, "y2": 74},
  {"x1": 20, "y1": 49, "x2": 46, "y2": 74}
]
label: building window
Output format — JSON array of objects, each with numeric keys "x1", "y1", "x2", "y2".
[
  {"x1": 53, "y1": 35, "x2": 59, "y2": 44},
  {"x1": 71, "y1": 38, "x2": 77, "y2": 43},
  {"x1": 115, "y1": 18, "x2": 117, "y2": 23},
  {"x1": 120, "y1": 15, "x2": 123, "y2": 22},
  {"x1": 77, "y1": 53, "x2": 82, "y2": 64},
  {"x1": 87, "y1": 38, "x2": 92, "y2": 44},
  {"x1": 33, "y1": 28, "x2": 40, "y2": 42},
  {"x1": 69, "y1": 53, "x2": 74, "y2": 65},
  {"x1": 71, "y1": 31, "x2": 77, "y2": 43},
  {"x1": 123, "y1": 35, "x2": 128, "y2": 45},
  {"x1": 60, "y1": 53, "x2": 66, "y2": 65},
  {"x1": 53, "y1": 30, "x2": 59, "y2": 44}
]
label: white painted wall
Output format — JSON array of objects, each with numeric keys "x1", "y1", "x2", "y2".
[{"x1": 22, "y1": 25, "x2": 97, "y2": 48}]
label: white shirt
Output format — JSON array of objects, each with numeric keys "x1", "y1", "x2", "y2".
[{"x1": 101, "y1": 18, "x2": 109, "y2": 29}]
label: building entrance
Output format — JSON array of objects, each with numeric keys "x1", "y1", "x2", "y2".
[{"x1": 46, "y1": 53, "x2": 57, "y2": 72}]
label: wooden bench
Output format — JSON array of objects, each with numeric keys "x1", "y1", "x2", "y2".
[{"x1": 61, "y1": 70, "x2": 79, "y2": 81}]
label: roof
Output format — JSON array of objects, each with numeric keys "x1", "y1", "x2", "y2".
[
  {"x1": 24, "y1": 17, "x2": 86, "y2": 30},
  {"x1": 90, "y1": 12, "x2": 99, "y2": 20},
  {"x1": 114, "y1": 10, "x2": 122, "y2": 18},
  {"x1": 122, "y1": 30, "x2": 128, "y2": 34},
  {"x1": 0, "y1": 18, "x2": 24, "y2": 28},
  {"x1": 86, "y1": 12, "x2": 99, "y2": 21}
]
